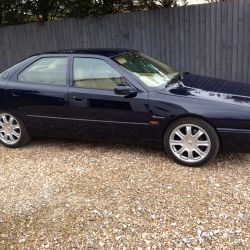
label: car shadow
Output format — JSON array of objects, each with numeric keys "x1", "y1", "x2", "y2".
[{"x1": 27, "y1": 137, "x2": 250, "y2": 170}]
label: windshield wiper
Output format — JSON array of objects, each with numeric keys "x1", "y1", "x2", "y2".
[{"x1": 166, "y1": 72, "x2": 182, "y2": 87}]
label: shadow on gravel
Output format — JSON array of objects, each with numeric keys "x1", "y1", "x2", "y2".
[
  {"x1": 28, "y1": 136, "x2": 163, "y2": 154},
  {"x1": 26, "y1": 137, "x2": 250, "y2": 170}
]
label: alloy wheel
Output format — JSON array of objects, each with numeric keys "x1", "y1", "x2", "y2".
[
  {"x1": 0, "y1": 113, "x2": 21, "y2": 145},
  {"x1": 169, "y1": 123, "x2": 211, "y2": 163}
]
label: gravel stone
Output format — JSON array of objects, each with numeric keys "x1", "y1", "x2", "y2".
[{"x1": 1, "y1": 138, "x2": 250, "y2": 249}]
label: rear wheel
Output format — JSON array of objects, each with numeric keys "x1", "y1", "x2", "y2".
[
  {"x1": 0, "y1": 113, "x2": 30, "y2": 148},
  {"x1": 164, "y1": 117, "x2": 219, "y2": 167}
]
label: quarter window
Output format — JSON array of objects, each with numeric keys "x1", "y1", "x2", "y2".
[
  {"x1": 73, "y1": 58, "x2": 127, "y2": 90},
  {"x1": 18, "y1": 57, "x2": 68, "y2": 86}
]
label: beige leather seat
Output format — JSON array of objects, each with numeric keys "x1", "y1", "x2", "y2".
[
  {"x1": 92, "y1": 63, "x2": 117, "y2": 90},
  {"x1": 46, "y1": 58, "x2": 67, "y2": 85},
  {"x1": 74, "y1": 67, "x2": 96, "y2": 88}
]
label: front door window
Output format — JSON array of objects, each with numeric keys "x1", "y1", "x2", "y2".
[{"x1": 73, "y1": 58, "x2": 127, "y2": 90}]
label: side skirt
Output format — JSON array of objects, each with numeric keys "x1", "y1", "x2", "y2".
[{"x1": 26, "y1": 125, "x2": 163, "y2": 148}]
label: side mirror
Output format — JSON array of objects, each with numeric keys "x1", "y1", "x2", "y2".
[{"x1": 114, "y1": 85, "x2": 138, "y2": 96}]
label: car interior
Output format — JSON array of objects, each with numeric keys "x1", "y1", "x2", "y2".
[{"x1": 73, "y1": 58, "x2": 127, "y2": 90}]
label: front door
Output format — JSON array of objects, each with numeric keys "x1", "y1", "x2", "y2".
[{"x1": 69, "y1": 57, "x2": 149, "y2": 139}]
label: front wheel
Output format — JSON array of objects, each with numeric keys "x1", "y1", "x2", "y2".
[
  {"x1": 164, "y1": 117, "x2": 220, "y2": 167},
  {"x1": 0, "y1": 113, "x2": 31, "y2": 148}
]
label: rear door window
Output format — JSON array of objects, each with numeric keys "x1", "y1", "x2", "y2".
[{"x1": 18, "y1": 57, "x2": 68, "y2": 86}]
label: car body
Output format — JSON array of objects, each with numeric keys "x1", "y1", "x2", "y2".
[{"x1": 1, "y1": 48, "x2": 250, "y2": 167}]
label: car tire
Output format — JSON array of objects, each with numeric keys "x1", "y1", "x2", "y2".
[
  {"x1": 164, "y1": 117, "x2": 219, "y2": 167},
  {"x1": 0, "y1": 112, "x2": 31, "y2": 148}
]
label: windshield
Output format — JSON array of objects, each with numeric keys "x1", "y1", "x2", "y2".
[{"x1": 113, "y1": 52, "x2": 179, "y2": 90}]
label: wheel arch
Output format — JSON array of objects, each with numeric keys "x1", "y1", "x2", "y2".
[
  {"x1": 0, "y1": 109, "x2": 26, "y2": 123},
  {"x1": 162, "y1": 113, "x2": 223, "y2": 149}
]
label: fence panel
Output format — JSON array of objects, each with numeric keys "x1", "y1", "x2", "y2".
[{"x1": 0, "y1": 0, "x2": 249, "y2": 84}]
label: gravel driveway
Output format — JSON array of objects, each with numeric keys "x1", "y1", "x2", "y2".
[{"x1": 0, "y1": 137, "x2": 250, "y2": 249}]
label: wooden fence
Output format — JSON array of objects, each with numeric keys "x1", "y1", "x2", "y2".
[{"x1": 0, "y1": 0, "x2": 249, "y2": 83}]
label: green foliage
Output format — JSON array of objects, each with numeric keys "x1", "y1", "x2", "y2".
[
  {"x1": 0, "y1": 0, "x2": 29, "y2": 25},
  {"x1": 24, "y1": 0, "x2": 66, "y2": 21},
  {"x1": 0, "y1": 0, "x2": 219, "y2": 26}
]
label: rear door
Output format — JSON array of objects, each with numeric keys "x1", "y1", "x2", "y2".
[
  {"x1": 68, "y1": 56, "x2": 149, "y2": 139},
  {"x1": 6, "y1": 56, "x2": 71, "y2": 132}
]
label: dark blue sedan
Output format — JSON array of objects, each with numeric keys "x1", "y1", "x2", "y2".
[{"x1": 1, "y1": 49, "x2": 250, "y2": 167}]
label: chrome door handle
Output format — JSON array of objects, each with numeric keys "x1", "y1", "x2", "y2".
[
  {"x1": 11, "y1": 90, "x2": 21, "y2": 97},
  {"x1": 72, "y1": 95, "x2": 83, "y2": 101}
]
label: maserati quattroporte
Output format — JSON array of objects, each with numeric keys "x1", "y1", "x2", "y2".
[{"x1": 1, "y1": 49, "x2": 250, "y2": 166}]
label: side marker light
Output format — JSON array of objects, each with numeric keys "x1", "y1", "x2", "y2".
[{"x1": 150, "y1": 121, "x2": 159, "y2": 125}]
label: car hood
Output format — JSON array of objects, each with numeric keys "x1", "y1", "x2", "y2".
[
  {"x1": 181, "y1": 73, "x2": 250, "y2": 97},
  {"x1": 157, "y1": 81, "x2": 250, "y2": 108}
]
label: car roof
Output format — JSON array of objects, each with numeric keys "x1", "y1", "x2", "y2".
[{"x1": 32, "y1": 48, "x2": 137, "y2": 58}]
